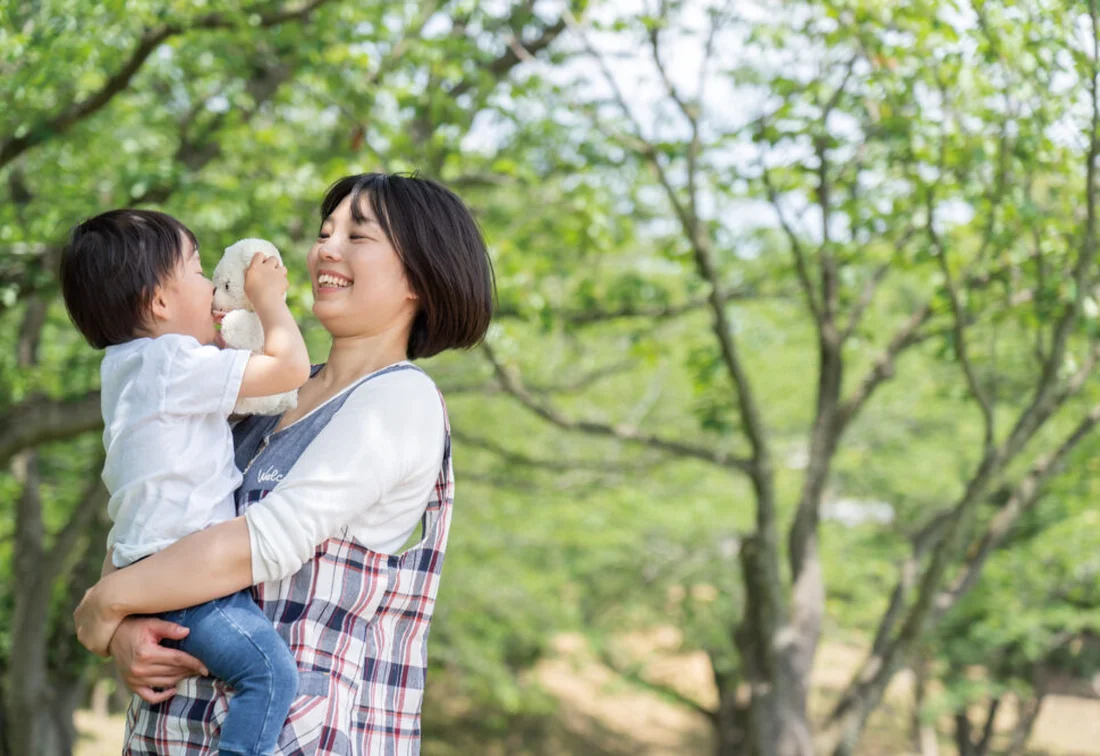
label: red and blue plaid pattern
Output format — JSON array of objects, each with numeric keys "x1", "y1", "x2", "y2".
[{"x1": 123, "y1": 395, "x2": 453, "y2": 755}]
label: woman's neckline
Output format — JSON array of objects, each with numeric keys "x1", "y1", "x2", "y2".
[{"x1": 268, "y1": 360, "x2": 413, "y2": 437}]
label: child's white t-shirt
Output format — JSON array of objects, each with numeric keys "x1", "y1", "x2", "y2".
[{"x1": 101, "y1": 334, "x2": 251, "y2": 568}]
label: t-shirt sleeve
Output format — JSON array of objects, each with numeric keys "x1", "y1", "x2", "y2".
[
  {"x1": 243, "y1": 369, "x2": 446, "y2": 584},
  {"x1": 158, "y1": 335, "x2": 251, "y2": 417}
]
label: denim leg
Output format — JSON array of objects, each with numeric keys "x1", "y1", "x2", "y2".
[{"x1": 172, "y1": 590, "x2": 299, "y2": 756}]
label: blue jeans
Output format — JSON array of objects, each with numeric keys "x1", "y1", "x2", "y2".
[{"x1": 161, "y1": 590, "x2": 298, "y2": 756}]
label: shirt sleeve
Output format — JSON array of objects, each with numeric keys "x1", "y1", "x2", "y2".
[
  {"x1": 158, "y1": 335, "x2": 251, "y2": 417},
  {"x1": 243, "y1": 369, "x2": 446, "y2": 584}
]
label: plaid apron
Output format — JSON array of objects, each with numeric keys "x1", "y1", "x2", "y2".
[{"x1": 123, "y1": 364, "x2": 452, "y2": 755}]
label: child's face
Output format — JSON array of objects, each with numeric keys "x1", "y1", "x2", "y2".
[{"x1": 156, "y1": 237, "x2": 217, "y2": 345}]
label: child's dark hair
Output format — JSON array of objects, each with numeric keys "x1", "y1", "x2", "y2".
[
  {"x1": 60, "y1": 209, "x2": 197, "y2": 349},
  {"x1": 320, "y1": 173, "x2": 495, "y2": 360}
]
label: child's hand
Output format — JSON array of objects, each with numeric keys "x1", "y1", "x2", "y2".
[{"x1": 243, "y1": 252, "x2": 288, "y2": 312}]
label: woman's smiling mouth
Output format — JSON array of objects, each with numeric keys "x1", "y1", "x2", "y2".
[{"x1": 317, "y1": 272, "x2": 353, "y2": 289}]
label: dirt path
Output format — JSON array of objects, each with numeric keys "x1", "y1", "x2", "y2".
[{"x1": 74, "y1": 630, "x2": 1100, "y2": 755}]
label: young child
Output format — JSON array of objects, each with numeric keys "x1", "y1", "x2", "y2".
[{"x1": 60, "y1": 209, "x2": 309, "y2": 756}]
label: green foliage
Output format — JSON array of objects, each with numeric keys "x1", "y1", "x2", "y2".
[{"x1": 4, "y1": 0, "x2": 1100, "y2": 752}]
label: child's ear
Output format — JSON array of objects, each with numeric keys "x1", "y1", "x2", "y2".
[{"x1": 148, "y1": 287, "x2": 172, "y2": 323}]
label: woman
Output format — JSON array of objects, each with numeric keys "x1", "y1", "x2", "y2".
[{"x1": 74, "y1": 172, "x2": 494, "y2": 755}]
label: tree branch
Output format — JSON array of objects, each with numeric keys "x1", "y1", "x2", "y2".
[
  {"x1": 442, "y1": 359, "x2": 632, "y2": 397},
  {"x1": 494, "y1": 296, "x2": 711, "y2": 325},
  {"x1": 481, "y1": 342, "x2": 753, "y2": 474},
  {"x1": 451, "y1": 428, "x2": 662, "y2": 473},
  {"x1": 1004, "y1": 689, "x2": 1045, "y2": 756},
  {"x1": 761, "y1": 164, "x2": 823, "y2": 323},
  {"x1": 565, "y1": 9, "x2": 772, "y2": 486},
  {"x1": 930, "y1": 206, "x2": 995, "y2": 450},
  {"x1": 835, "y1": 304, "x2": 935, "y2": 432},
  {"x1": 828, "y1": 339, "x2": 1100, "y2": 751},
  {"x1": 975, "y1": 696, "x2": 1000, "y2": 756},
  {"x1": 999, "y1": 30, "x2": 1099, "y2": 463},
  {"x1": 833, "y1": 111, "x2": 1026, "y2": 438},
  {"x1": 840, "y1": 261, "x2": 891, "y2": 343},
  {"x1": 935, "y1": 400, "x2": 1100, "y2": 617},
  {"x1": 44, "y1": 453, "x2": 109, "y2": 584},
  {"x1": 448, "y1": 7, "x2": 565, "y2": 100},
  {"x1": 0, "y1": 393, "x2": 104, "y2": 467},
  {"x1": 596, "y1": 643, "x2": 718, "y2": 724},
  {"x1": 0, "y1": 0, "x2": 338, "y2": 169},
  {"x1": 647, "y1": 3, "x2": 703, "y2": 215}
]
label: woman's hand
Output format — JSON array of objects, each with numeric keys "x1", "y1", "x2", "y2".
[
  {"x1": 109, "y1": 617, "x2": 209, "y2": 704},
  {"x1": 74, "y1": 582, "x2": 126, "y2": 656}
]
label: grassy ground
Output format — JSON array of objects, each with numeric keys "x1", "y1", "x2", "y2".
[{"x1": 74, "y1": 631, "x2": 1100, "y2": 756}]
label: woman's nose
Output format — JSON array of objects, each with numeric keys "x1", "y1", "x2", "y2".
[{"x1": 318, "y1": 242, "x2": 341, "y2": 261}]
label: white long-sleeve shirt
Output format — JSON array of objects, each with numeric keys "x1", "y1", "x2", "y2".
[{"x1": 243, "y1": 365, "x2": 447, "y2": 584}]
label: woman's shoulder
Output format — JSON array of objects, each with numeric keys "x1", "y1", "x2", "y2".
[
  {"x1": 330, "y1": 364, "x2": 446, "y2": 470},
  {"x1": 342, "y1": 363, "x2": 444, "y2": 420}
]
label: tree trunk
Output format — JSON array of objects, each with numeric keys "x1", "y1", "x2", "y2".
[
  {"x1": 4, "y1": 297, "x2": 109, "y2": 755},
  {"x1": 735, "y1": 539, "x2": 815, "y2": 756},
  {"x1": 954, "y1": 711, "x2": 974, "y2": 756},
  {"x1": 713, "y1": 666, "x2": 750, "y2": 756},
  {"x1": 0, "y1": 670, "x2": 11, "y2": 756},
  {"x1": 5, "y1": 507, "x2": 105, "y2": 756},
  {"x1": 975, "y1": 697, "x2": 999, "y2": 756},
  {"x1": 1004, "y1": 690, "x2": 1044, "y2": 756},
  {"x1": 5, "y1": 451, "x2": 56, "y2": 756},
  {"x1": 952, "y1": 696, "x2": 1000, "y2": 756},
  {"x1": 50, "y1": 676, "x2": 86, "y2": 756},
  {"x1": 3, "y1": 672, "x2": 85, "y2": 756},
  {"x1": 911, "y1": 653, "x2": 938, "y2": 756}
]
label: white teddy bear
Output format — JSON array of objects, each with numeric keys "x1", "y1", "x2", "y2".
[{"x1": 212, "y1": 238, "x2": 299, "y2": 416}]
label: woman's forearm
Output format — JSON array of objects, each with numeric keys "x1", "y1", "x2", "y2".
[{"x1": 96, "y1": 518, "x2": 253, "y2": 618}]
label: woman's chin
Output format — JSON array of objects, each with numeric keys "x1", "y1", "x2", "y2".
[{"x1": 311, "y1": 300, "x2": 349, "y2": 329}]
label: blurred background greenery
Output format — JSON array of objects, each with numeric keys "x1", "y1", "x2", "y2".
[{"x1": 4, "y1": 0, "x2": 1100, "y2": 754}]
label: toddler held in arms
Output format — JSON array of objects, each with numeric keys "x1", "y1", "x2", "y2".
[{"x1": 60, "y1": 209, "x2": 310, "y2": 756}]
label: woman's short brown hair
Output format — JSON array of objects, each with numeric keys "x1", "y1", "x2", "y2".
[{"x1": 319, "y1": 173, "x2": 495, "y2": 359}]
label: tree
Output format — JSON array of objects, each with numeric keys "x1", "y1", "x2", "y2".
[
  {"x1": 0, "y1": 1, "x2": 575, "y2": 752},
  {"x1": 475, "y1": 0, "x2": 1100, "y2": 752},
  {"x1": 929, "y1": 451, "x2": 1100, "y2": 756},
  {"x1": 7, "y1": 0, "x2": 1100, "y2": 753}
]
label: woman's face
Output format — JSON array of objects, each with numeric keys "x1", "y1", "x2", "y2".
[{"x1": 307, "y1": 194, "x2": 418, "y2": 339}]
